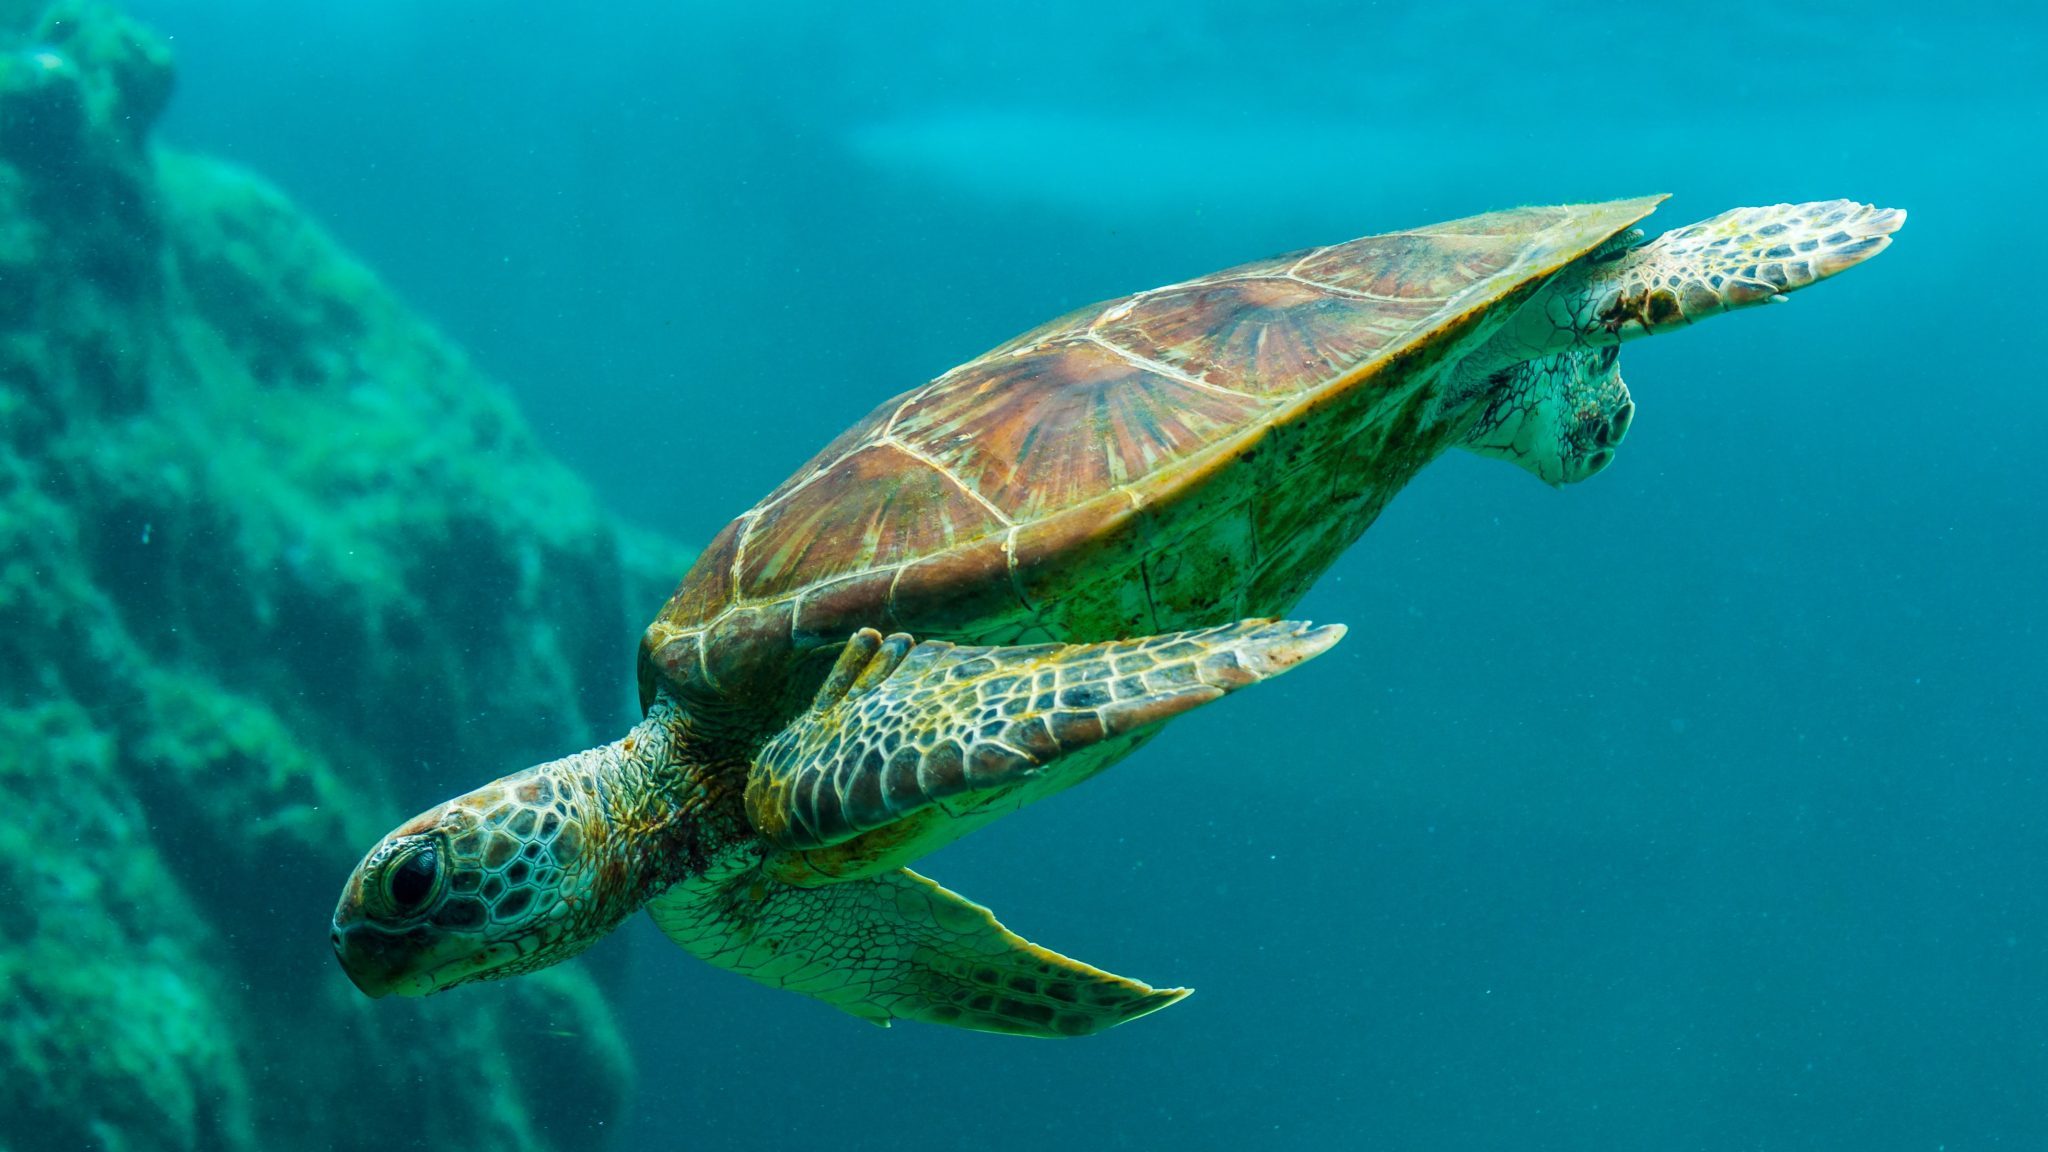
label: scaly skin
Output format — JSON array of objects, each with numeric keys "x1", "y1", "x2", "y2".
[
  {"x1": 748, "y1": 619, "x2": 1344, "y2": 882},
  {"x1": 1456, "y1": 344, "x2": 1635, "y2": 486},
  {"x1": 332, "y1": 697, "x2": 731, "y2": 996}
]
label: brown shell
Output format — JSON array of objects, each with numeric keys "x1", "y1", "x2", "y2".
[{"x1": 641, "y1": 196, "x2": 1667, "y2": 716}]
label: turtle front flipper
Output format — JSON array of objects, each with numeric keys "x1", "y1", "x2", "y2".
[
  {"x1": 1580, "y1": 200, "x2": 1906, "y2": 341},
  {"x1": 1491, "y1": 200, "x2": 1905, "y2": 357},
  {"x1": 647, "y1": 865, "x2": 1184, "y2": 1036},
  {"x1": 745, "y1": 619, "x2": 1343, "y2": 878},
  {"x1": 1458, "y1": 344, "x2": 1635, "y2": 486}
]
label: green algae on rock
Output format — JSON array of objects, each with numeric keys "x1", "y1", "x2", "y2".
[{"x1": 0, "y1": 3, "x2": 687, "y2": 1148}]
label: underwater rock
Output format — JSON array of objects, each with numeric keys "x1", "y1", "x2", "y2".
[{"x1": 0, "y1": 3, "x2": 687, "y2": 1149}]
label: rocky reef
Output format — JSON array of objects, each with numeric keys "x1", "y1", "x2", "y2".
[{"x1": 0, "y1": 4, "x2": 686, "y2": 1148}]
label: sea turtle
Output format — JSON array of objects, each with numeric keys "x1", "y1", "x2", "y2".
[{"x1": 333, "y1": 195, "x2": 1902, "y2": 1036}]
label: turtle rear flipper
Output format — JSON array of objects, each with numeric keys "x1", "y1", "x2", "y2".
[
  {"x1": 647, "y1": 866, "x2": 1185, "y2": 1036},
  {"x1": 745, "y1": 620, "x2": 1343, "y2": 876}
]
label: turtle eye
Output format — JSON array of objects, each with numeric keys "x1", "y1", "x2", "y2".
[{"x1": 385, "y1": 844, "x2": 440, "y2": 913}]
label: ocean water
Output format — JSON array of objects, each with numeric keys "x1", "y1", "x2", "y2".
[{"x1": 128, "y1": 0, "x2": 2042, "y2": 1148}]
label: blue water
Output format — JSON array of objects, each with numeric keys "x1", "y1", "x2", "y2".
[{"x1": 136, "y1": 1, "x2": 2043, "y2": 1148}]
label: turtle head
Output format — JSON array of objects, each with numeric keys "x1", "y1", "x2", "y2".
[{"x1": 332, "y1": 747, "x2": 634, "y2": 997}]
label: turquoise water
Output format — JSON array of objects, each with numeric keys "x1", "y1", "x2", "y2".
[{"x1": 125, "y1": 1, "x2": 2043, "y2": 1148}]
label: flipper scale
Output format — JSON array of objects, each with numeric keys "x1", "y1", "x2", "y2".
[{"x1": 746, "y1": 619, "x2": 1344, "y2": 851}]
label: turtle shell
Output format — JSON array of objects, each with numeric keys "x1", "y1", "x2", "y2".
[{"x1": 640, "y1": 195, "x2": 1666, "y2": 717}]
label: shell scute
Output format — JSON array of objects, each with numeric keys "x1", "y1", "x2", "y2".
[
  {"x1": 1292, "y1": 232, "x2": 1520, "y2": 301},
  {"x1": 663, "y1": 518, "x2": 741, "y2": 630},
  {"x1": 700, "y1": 598, "x2": 797, "y2": 701},
  {"x1": 893, "y1": 338, "x2": 1269, "y2": 524},
  {"x1": 740, "y1": 443, "x2": 1005, "y2": 602},
  {"x1": 1141, "y1": 500, "x2": 1256, "y2": 620},
  {"x1": 752, "y1": 393, "x2": 903, "y2": 510},
  {"x1": 885, "y1": 533, "x2": 1018, "y2": 638},
  {"x1": 1095, "y1": 276, "x2": 1436, "y2": 398},
  {"x1": 1408, "y1": 203, "x2": 1574, "y2": 238},
  {"x1": 1013, "y1": 541, "x2": 1156, "y2": 642},
  {"x1": 792, "y1": 569, "x2": 898, "y2": 647}
]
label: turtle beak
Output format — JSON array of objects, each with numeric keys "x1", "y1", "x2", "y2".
[
  {"x1": 331, "y1": 868, "x2": 437, "y2": 998},
  {"x1": 332, "y1": 914, "x2": 516, "y2": 998},
  {"x1": 332, "y1": 921, "x2": 398, "y2": 998}
]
